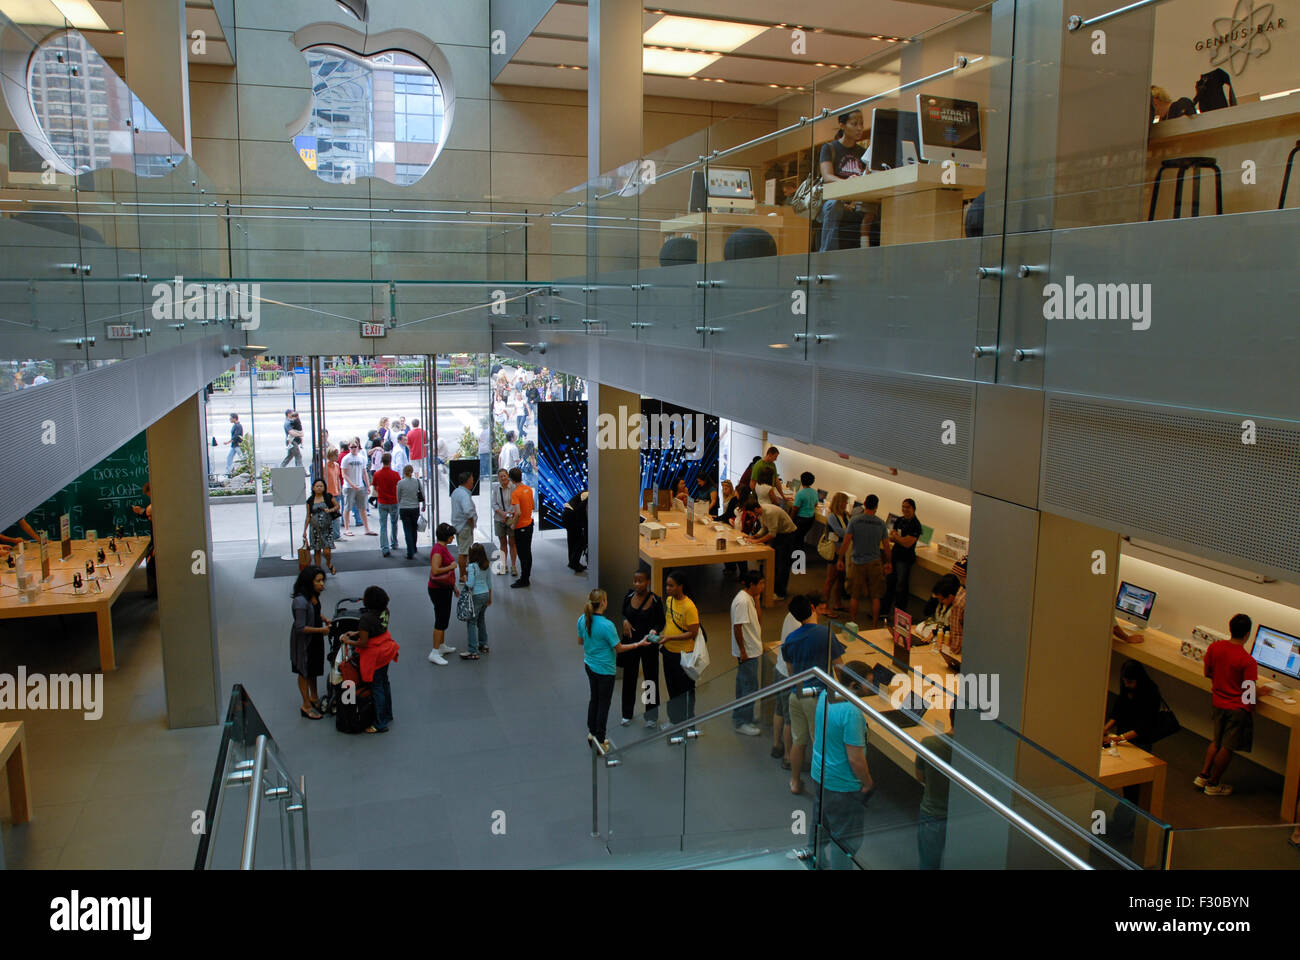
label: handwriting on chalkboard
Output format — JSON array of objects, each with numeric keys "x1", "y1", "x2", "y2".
[{"x1": 12, "y1": 433, "x2": 150, "y2": 541}]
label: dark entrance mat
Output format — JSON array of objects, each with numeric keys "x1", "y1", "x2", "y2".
[{"x1": 253, "y1": 548, "x2": 429, "y2": 579}]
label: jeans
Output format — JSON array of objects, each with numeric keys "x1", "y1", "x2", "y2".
[
  {"x1": 661, "y1": 649, "x2": 696, "y2": 724},
  {"x1": 466, "y1": 593, "x2": 489, "y2": 652},
  {"x1": 226, "y1": 445, "x2": 238, "y2": 474},
  {"x1": 344, "y1": 487, "x2": 366, "y2": 525},
  {"x1": 478, "y1": 451, "x2": 491, "y2": 480},
  {"x1": 371, "y1": 663, "x2": 392, "y2": 729},
  {"x1": 813, "y1": 785, "x2": 867, "y2": 869},
  {"x1": 917, "y1": 812, "x2": 947, "y2": 869},
  {"x1": 399, "y1": 507, "x2": 419, "y2": 557},
  {"x1": 514, "y1": 523, "x2": 534, "y2": 582},
  {"x1": 586, "y1": 665, "x2": 616, "y2": 741},
  {"x1": 516, "y1": 414, "x2": 527, "y2": 438},
  {"x1": 377, "y1": 504, "x2": 398, "y2": 553},
  {"x1": 332, "y1": 514, "x2": 342, "y2": 541},
  {"x1": 733, "y1": 657, "x2": 760, "y2": 726},
  {"x1": 619, "y1": 643, "x2": 661, "y2": 722},
  {"x1": 280, "y1": 443, "x2": 303, "y2": 468}
]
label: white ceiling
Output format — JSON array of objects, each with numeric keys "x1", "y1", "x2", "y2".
[{"x1": 497, "y1": 0, "x2": 977, "y2": 103}]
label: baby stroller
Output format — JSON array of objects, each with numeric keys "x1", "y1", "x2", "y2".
[{"x1": 320, "y1": 597, "x2": 364, "y2": 719}]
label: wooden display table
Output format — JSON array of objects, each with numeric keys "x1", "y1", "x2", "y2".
[
  {"x1": 0, "y1": 537, "x2": 150, "y2": 671},
  {"x1": 658, "y1": 210, "x2": 811, "y2": 263},
  {"x1": 639, "y1": 511, "x2": 776, "y2": 608},
  {"x1": 822, "y1": 164, "x2": 985, "y2": 245},
  {"x1": 0, "y1": 721, "x2": 31, "y2": 824},
  {"x1": 1112, "y1": 623, "x2": 1300, "y2": 819},
  {"x1": 1099, "y1": 740, "x2": 1168, "y2": 868},
  {"x1": 812, "y1": 504, "x2": 957, "y2": 577}
]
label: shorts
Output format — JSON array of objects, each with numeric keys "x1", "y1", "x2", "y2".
[
  {"x1": 494, "y1": 519, "x2": 515, "y2": 541},
  {"x1": 773, "y1": 684, "x2": 791, "y2": 722},
  {"x1": 788, "y1": 691, "x2": 823, "y2": 746},
  {"x1": 1211, "y1": 706, "x2": 1253, "y2": 752},
  {"x1": 849, "y1": 559, "x2": 887, "y2": 601},
  {"x1": 427, "y1": 584, "x2": 453, "y2": 631},
  {"x1": 456, "y1": 522, "x2": 475, "y2": 555}
]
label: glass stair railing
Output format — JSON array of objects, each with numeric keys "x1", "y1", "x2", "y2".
[{"x1": 195, "y1": 684, "x2": 311, "y2": 870}]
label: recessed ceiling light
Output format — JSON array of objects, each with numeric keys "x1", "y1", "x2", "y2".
[
  {"x1": 643, "y1": 15, "x2": 766, "y2": 53},
  {"x1": 769, "y1": 343, "x2": 791, "y2": 349},
  {"x1": 644, "y1": 48, "x2": 721, "y2": 75}
]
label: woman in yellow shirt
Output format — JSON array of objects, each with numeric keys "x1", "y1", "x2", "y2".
[{"x1": 661, "y1": 570, "x2": 701, "y2": 725}]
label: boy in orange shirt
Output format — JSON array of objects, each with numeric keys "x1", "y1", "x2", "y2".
[{"x1": 508, "y1": 466, "x2": 534, "y2": 588}]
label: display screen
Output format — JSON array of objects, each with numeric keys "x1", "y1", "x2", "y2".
[
  {"x1": 868, "y1": 108, "x2": 922, "y2": 171},
  {"x1": 1252, "y1": 626, "x2": 1300, "y2": 681},
  {"x1": 1115, "y1": 582, "x2": 1156, "y2": 621},
  {"x1": 706, "y1": 167, "x2": 753, "y2": 199},
  {"x1": 917, "y1": 95, "x2": 982, "y2": 152},
  {"x1": 536, "y1": 401, "x2": 588, "y2": 531}
]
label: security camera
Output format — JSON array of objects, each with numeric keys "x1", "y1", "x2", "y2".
[
  {"x1": 533, "y1": 341, "x2": 548, "y2": 355},
  {"x1": 221, "y1": 344, "x2": 232, "y2": 358}
]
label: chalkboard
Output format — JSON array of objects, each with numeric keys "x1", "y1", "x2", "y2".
[{"x1": 6, "y1": 433, "x2": 151, "y2": 541}]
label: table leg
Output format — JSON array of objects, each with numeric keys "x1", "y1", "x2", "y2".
[
  {"x1": 96, "y1": 604, "x2": 116, "y2": 672},
  {"x1": 1281, "y1": 726, "x2": 1300, "y2": 821},
  {"x1": 1141, "y1": 768, "x2": 1165, "y2": 870},
  {"x1": 5, "y1": 732, "x2": 31, "y2": 824},
  {"x1": 763, "y1": 548, "x2": 776, "y2": 607}
]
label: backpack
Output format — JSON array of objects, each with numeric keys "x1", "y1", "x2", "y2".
[{"x1": 1193, "y1": 68, "x2": 1236, "y2": 112}]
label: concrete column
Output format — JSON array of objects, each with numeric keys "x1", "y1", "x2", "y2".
[
  {"x1": 124, "y1": 0, "x2": 192, "y2": 154},
  {"x1": 587, "y1": 382, "x2": 642, "y2": 593},
  {"x1": 146, "y1": 393, "x2": 220, "y2": 728}
]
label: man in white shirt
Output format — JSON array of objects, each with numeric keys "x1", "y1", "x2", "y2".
[
  {"x1": 730, "y1": 571, "x2": 766, "y2": 736},
  {"x1": 390, "y1": 433, "x2": 410, "y2": 474},
  {"x1": 492, "y1": 467, "x2": 518, "y2": 577},
  {"x1": 499, "y1": 431, "x2": 520, "y2": 473},
  {"x1": 340, "y1": 442, "x2": 374, "y2": 536},
  {"x1": 449, "y1": 470, "x2": 478, "y2": 578}
]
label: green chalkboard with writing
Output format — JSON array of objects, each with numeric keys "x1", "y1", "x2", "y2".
[{"x1": 8, "y1": 433, "x2": 151, "y2": 541}]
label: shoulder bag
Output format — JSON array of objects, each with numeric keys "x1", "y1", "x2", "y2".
[
  {"x1": 456, "y1": 581, "x2": 477, "y2": 622},
  {"x1": 670, "y1": 602, "x2": 711, "y2": 680},
  {"x1": 1147, "y1": 698, "x2": 1180, "y2": 744}
]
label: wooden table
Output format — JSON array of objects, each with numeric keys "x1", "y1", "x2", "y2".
[
  {"x1": 1098, "y1": 740, "x2": 1168, "y2": 868},
  {"x1": 1112, "y1": 624, "x2": 1300, "y2": 819},
  {"x1": 658, "y1": 210, "x2": 811, "y2": 263},
  {"x1": 812, "y1": 504, "x2": 957, "y2": 577},
  {"x1": 0, "y1": 721, "x2": 31, "y2": 824},
  {"x1": 822, "y1": 164, "x2": 986, "y2": 245},
  {"x1": 0, "y1": 537, "x2": 150, "y2": 671},
  {"x1": 639, "y1": 512, "x2": 777, "y2": 607}
]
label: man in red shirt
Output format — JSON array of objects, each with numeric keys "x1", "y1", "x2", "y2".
[
  {"x1": 407, "y1": 419, "x2": 426, "y2": 478},
  {"x1": 372, "y1": 453, "x2": 402, "y2": 557},
  {"x1": 1197, "y1": 613, "x2": 1272, "y2": 796}
]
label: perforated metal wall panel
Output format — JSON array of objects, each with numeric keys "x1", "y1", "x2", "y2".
[
  {"x1": 73, "y1": 365, "x2": 141, "y2": 467},
  {"x1": 712, "y1": 353, "x2": 814, "y2": 441},
  {"x1": 813, "y1": 365, "x2": 975, "y2": 487},
  {"x1": 641, "y1": 343, "x2": 711, "y2": 413},
  {"x1": 137, "y1": 351, "x2": 179, "y2": 428},
  {"x1": 0, "y1": 379, "x2": 81, "y2": 524},
  {"x1": 1041, "y1": 394, "x2": 1300, "y2": 578}
]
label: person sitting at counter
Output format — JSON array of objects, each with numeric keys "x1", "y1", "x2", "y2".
[
  {"x1": 818, "y1": 110, "x2": 867, "y2": 253},
  {"x1": 1103, "y1": 660, "x2": 1168, "y2": 834},
  {"x1": 1150, "y1": 84, "x2": 1196, "y2": 123},
  {"x1": 948, "y1": 557, "x2": 967, "y2": 655},
  {"x1": 923, "y1": 574, "x2": 961, "y2": 630}
]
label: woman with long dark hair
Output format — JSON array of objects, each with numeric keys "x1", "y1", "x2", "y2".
[
  {"x1": 660, "y1": 570, "x2": 702, "y2": 724},
  {"x1": 579, "y1": 587, "x2": 651, "y2": 751},
  {"x1": 1103, "y1": 659, "x2": 1166, "y2": 835},
  {"x1": 290, "y1": 565, "x2": 331, "y2": 719},
  {"x1": 620, "y1": 568, "x2": 666, "y2": 728},
  {"x1": 302, "y1": 477, "x2": 340, "y2": 574}
]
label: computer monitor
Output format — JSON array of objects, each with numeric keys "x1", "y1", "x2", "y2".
[
  {"x1": 700, "y1": 166, "x2": 755, "y2": 212},
  {"x1": 916, "y1": 94, "x2": 984, "y2": 167},
  {"x1": 1251, "y1": 625, "x2": 1300, "y2": 683},
  {"x1": 867, "y1": 108, "x2": 922, "y2": 171},
  {"x1": 1115, "y1": 582, "x2": 1156, "y2": 625}
]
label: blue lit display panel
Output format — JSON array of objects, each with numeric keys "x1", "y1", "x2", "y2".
[{"x1": 536, "y1": 401, "x2": 587, "y2": 530}]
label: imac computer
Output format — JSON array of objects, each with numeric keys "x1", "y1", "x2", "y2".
[
  {"x1": 867, "y1": 108, "x2": 922, "y2": 171},
  {"x1": 691, "y1": 166, "x2": 755, "y2": 213},
  {"x1": 916, "y1": 95, "x2": 984, "y2": 168},
  {"x1": 1250, "y1": 625, "x2": 1300, "y2": 691},
  {"x1": 1115, "y1": 582, "x2": 1156, "y2": 629}
]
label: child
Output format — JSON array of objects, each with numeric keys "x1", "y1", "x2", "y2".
[
  {"x1": 461, "y1": 543, "x2": 492, "y2": 659},
  {"x1": 343, "y1": 585, "x2": 399, "y2": 733},
  {"x1": 1196, "y1": 613, "x2": 1269, "y2": 796}
]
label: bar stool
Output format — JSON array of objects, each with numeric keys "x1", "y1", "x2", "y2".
[
  {"x1": 1278, "y1": 140, "x2": 1300, "y2": 209},
  {"x1": 1147, "y1": 156, "x2": 1223, "y2": 220}
]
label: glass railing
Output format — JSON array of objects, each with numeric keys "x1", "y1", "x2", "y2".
[
  {"x1": 1167, "y1": 824, "x2": 1300, "y2": 870},
  {"x1": 594, "y1": 648, "x2": 1154, "y2": 869},
  {"x1": 196, "y1": 684, "x2": 310, "y2": 870}
]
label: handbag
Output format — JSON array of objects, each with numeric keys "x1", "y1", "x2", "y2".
[
  {"x1": 817, "y1": 529, "x2": 839, "y2": 562},
  {"x1": 297, "y1": 545, "x2": 311, "y2": 570},
  {"x1": 416, "y1": 511, "x2": 428, "y2": 533},
  {"x1": 456, "y1": 584, "x2": 477, "y2": 622},
  {"x1": 790, "y1": 171, "x2": 823, "y2": 214},
  {"x1": 1147, "y1": 699, "x2": 1180, "y2": 743},
  {"x1": 669, "y1": 602, "x2": 711, "y2": 679}
]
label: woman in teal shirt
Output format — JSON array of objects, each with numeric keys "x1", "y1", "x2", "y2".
[
  {"x1": 579, "y1": 588, "x2": 651, "y2": 750},
  {"x1": 793, "y1": 471, "x2": 819, "y2": 548}
]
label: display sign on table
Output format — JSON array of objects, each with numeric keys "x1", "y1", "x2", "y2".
[
  {"x1": 59, "y1": 514, "x2": 72, "y2": 559},
  {"x1": 894, "y1": 607, "x2": 912, "y2": 650},
  {"x1": 39, "y1": 533, "x2": 50, "y2": 582}
]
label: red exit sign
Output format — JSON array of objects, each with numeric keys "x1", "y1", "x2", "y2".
[
  {"x1": 105, "y1": 324, "x2": 134, "y2": 340},
  {"x1": 361, "y1": 322, "x2": 386, "y2": 338}
]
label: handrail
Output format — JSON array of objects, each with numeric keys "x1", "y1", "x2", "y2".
[
  {"x1": 602, "y1": 666, "x2": 1124, "y2": 870},
  {"x1": 240, "y1": 735, "x2": 268, "y2": 870}
]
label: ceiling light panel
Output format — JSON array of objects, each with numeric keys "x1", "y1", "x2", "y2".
[
  {"x1": 0, "y1": 0, "x2": 104, "y2": 29},
  {"x1": 643, "y1": 47, "x2": 720, "y2": 76},
  {"x1": 643, "y1": 15, "x2": 766, "y2": 53}
]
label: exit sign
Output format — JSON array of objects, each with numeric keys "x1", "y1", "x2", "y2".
[
  {"x1": 361, "y1": 322, "x2": 386, "y2": 338},
  {"x1": 106, "y1": 324, "x2": 134, "y2": 340}
]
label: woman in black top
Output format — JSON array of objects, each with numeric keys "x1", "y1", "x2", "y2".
[
  {"x1": 818, "y1": 110, "x2": 866, "y2": 252},
  {"x1": 1104, "y1": 660, "x2": 1164, "y2": 825},
  {"x1": 619, "y1": 568, "x2": 666, "y2": 728},
  {"x1": 291, "y1": 565, "x2": 331, "y2": 719}
]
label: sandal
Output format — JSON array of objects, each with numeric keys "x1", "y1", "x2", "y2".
[
  {"x1": 459, "y1": 652, "x2": 480, "y2": 660},
  {"x1": 364, "y1": 725, "x2": 378, "y2": 734},
  {"x1": 300, "y1": 707, "x2": 323, "y2": 720},
  {"x1": 327, "y1": 563, "x2": 337, "y2": 575}
]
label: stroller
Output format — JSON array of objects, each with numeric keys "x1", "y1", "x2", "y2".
[{"x1": 321, "y1": 597, "x2": 375, "y2": 732}]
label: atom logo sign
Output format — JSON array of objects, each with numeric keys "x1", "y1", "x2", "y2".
[{"x1": 1194, "y1": 0, "x2": 1287, "y2": 75}]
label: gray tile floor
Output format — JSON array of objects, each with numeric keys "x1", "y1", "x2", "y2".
[{"x1": 1, "y1": 532, "x2": 1292, "y2": 869}]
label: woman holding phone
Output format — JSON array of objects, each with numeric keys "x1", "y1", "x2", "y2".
[{"x1": 579, "y1": 588, "x2": 653, "y2": 751}]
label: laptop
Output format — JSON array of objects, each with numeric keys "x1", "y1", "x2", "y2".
[
  {"x1": 879, "y1": 691, "x2": 929, "y2": 729},
  {"x1": 940, "y1": 648, "x2": 962, "y2": 671}
]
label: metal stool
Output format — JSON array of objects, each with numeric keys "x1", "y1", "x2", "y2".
[
  {"x1": 1147, "y1": 156, "x2": 1223, "y2": 220},
  {"x1": 1278, "y1": 140, "x2": 1300, "y2": 209}
]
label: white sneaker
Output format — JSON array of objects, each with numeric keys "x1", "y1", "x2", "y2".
[
  {"x1": 440, "y1": 644, "x2": 457, "y2": 653},
  {"x1": 735, "y1": 723, "x2": 762, "y2": 737},
  {"x1": 428, "y1": 650, "x2": 448, "y2": 665},
  {"x1": 1203, "y1": 783, "x2": 1234, "y2": 796},
  {"x1": 645, "y1": 718, "x2": 659, "y2": 729},
  {"x1": 620, "y1": 717, "x2": 632, "y2": 727},
  {"x1": 1193, "y1": 775, "x2": 1209, "y2": 788}
]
